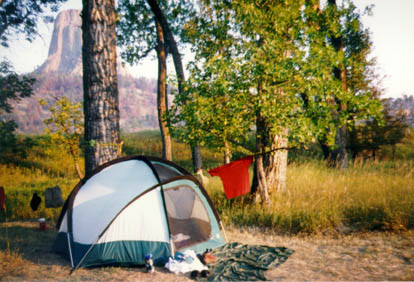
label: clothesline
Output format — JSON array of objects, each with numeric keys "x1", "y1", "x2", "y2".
[
  {"x1": 251, "y1": 146, "x2": 293, "y2": 157},
  {"x1": 206, "y1": 146, "x2": 294, "y2": 199}
]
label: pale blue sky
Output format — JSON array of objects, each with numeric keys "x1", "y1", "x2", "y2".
[{"x1": 1, "y1": 0, "x2": 413, "y2": 99}]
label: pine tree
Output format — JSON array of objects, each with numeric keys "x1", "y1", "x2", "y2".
[{"x1": 82, "y1": 0, "x2": 121, "y2": 174}]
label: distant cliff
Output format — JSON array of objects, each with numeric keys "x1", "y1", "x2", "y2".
[
  {"x1": 35, "y1": 9, "x2": 82, "y2": 75},
  {"x1": 10, "y1": 9, "x2": 158, "y2": 133}
]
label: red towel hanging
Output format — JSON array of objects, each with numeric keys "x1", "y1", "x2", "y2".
[{"x1": 208, "y1": 156, "x2": 254, "y2": 199}]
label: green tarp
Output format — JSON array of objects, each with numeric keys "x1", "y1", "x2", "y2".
[{"x1": 207, "y1": 242, "x2": 294, "y2": 281}]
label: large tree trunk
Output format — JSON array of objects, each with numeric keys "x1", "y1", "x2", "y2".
[
  {"x1": 252, "y1": 130, "x2": 289, "y2": 197},
  {"x1": 147, "y1": 0, "x2": 203, "y2": 172},
  {"x1": 328, "y1": 0, "x2": 348, "y2": 169},
  {"x1": 155, "y1": 18, "x2": 172, "y2": 161},
  {"x1": 253, "y1": 113, "x2": 271, "y2": 207},
  {"x1": 329, "y1": 124, "x2": 348, "y2": 168},
  {"x1": 267, "y1": 130, "x2": 288, "y2": 192},
  {"x1": 82, "y1": 0, "x2": 120, "y2": 175},
  {"x1": 252, "y1": 80, "x2": 271, "y2": 206}
]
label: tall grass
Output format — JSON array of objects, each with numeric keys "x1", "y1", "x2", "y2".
[
  {"x1": 0, "y1": 137, "x2": 80, "y2": 223},
  {"x1": 121, "y1": 130, "x2": 224, "y2": 170},
  {"x1": 207, "y1": 159, "x2": 414, "y2": 234},
  {"x1": 2, "y1": 131, "x2": 414, "y2": 234}
]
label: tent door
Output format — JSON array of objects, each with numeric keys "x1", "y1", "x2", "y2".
[{"x1": 163, "y1": 185, "x2": 212, "y2": 250}]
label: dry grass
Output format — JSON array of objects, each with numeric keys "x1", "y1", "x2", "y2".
[
  {"x1": 207, "y1": 159, "x2": 414, "y2": 233},
  {"x1": 1, "y1": 221, "x2": 413, "y2": 281},
  {"x1": 1, "y1": 132, "x2": 414, "y2": 280},
  {"x1": 0, "y1": 221, "x2": 190, "y2": 281},
  {"x1": 225, "y1": 225, "x2": 414, "y2": 281}
]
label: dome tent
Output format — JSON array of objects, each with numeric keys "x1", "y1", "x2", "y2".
[{"x1": 53, "y1": 155, "x2": 226, "y2": 270}]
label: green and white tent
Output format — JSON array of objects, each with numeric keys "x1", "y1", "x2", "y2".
[{"x1": 53, "y1": 155, "x2": 226, "y2": 270}]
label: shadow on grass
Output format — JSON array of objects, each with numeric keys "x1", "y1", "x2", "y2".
[{"x1": 0, "y1": 221, "x2": 68, "y2": 267}]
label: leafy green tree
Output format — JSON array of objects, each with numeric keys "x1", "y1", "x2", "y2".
[
  {"x1": 0, "y1": 0, "x2": 67, "y2": 47},
  {"x1": 169, "y1": 0, "x2": 382, "y2": 206},
  {"x1": 349, "y1": 98, "x2": 408, "y2": 160},
  {"x1": 39, "y1": 97, "x2": 84, "y2": 179},
  {"x1": 171, "y1": 0, "x2": 313, "y2": 205},
  {"x1": 0, "y1": 61, "x2": 34, "y2": 112},
  {"x1": 0, "y1": 0, "x2": 67, "y2": 162},
  {"x1": 117, "y1": 0, "x2": 183, "y2": 161},
  {"x1": 0, "y1": 61, "x2": 35, "y2": 163},
  {"x1": 302, "y1": 0, "x2": 382, "y2": 168},
  {"x1": 0, "y1": 120, "x2": 22, "y2": 163},
  {"x1": 117, "y1": 0, "x2": 205, "y2": 172}
]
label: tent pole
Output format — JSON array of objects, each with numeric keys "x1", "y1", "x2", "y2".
[
  {"x1": 170, "y1": 238, "x2": 175, "y2": 256},
  {"x1": 67, "y1": 233, "x2": 74, "y2": 268},
  {"x1": 140, "y1": 156, "x2": 175, "y2": 258},
  {"x1": 220, "y1": 221, "x2": 228, "y2": 243},
  {"x1": 70, "y1": 237, "x2": 98, "y2": 274}
]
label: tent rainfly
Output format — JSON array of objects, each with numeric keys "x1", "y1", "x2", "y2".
[{"x1": 53, "y1": 155, "x2": 226, "y2": 270}]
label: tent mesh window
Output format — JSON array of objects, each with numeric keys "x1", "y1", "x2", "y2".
[
  {"x1": 152, "y1": 163, "x2": 182, "y2": 182},
  {"x1": 164, "y1": 185, "x2": 211, "y2": 250}
]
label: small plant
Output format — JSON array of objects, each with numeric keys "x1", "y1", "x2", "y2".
[{"x1": 39, "y1": 97, "x2": 84, "y2": 179}]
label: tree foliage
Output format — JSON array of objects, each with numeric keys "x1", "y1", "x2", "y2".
[
  {"x1": 0, "y1": 0, "x2": 67, "y2": 163},
  {"x1": 0, "y1": 61, "x2": 35, "y2": 163},
  {"x1": 39, "y1": 97, "x2": 84, "y2": 178},
  {"x1": 117, "y1": 0, "x2": 192, "y2": 161},
  {"x1": 0, "y1": 120, "x2": 30, "y2": 163},
  {"x1": 117, "y1": 0, "x2": 193, "y2": 65},
  {"x1": 117, "y1": 0, "x2": 206, "y2": 171},
  {"x1": 0, "y1": 0, "x2": 67, "y2": 47},
  {"x1": 0, "y1": 60, "x2": 35, "y2": 114},
  {"x1": 349, "y1": 98, "x2": 408, "y2": 160},
  {"x1": 303, "y1": 0, "x2": 382, "y2": 167},
  {"x1": 168, "y1": 0, "x2": 383, "y2": 203}
]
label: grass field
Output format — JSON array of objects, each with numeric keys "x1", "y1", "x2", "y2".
[
  {"x1": 1, "y1": 130, "x2": 414, "y2": 234},
  {"x1": 1, "y1": 130, "x2": 414, "y2": 280}
]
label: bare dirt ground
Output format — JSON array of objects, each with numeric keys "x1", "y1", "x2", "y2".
[
  {"x1": 1, "y1": 221, "x2": 414, "y2": 281},
  {"x1": 227, "y1": 226, "x2": 414, "y2": 281}
]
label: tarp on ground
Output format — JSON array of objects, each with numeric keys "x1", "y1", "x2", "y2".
[{"x1": 207, "y1": 242, "x2": 294, "y2": 281}]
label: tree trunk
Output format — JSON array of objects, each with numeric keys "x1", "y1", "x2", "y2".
[
  {"x1": 328, "y1": 0, "x2": 348, "y2": 169},
  {"x1": 147, "y1": 0, "x2": 203, "y2": 172},
  {"x1": 146, "y1": 0, "x2": 184, "y2": 94},
  {"x1": 224, "y1": 140, "x2": 231, "y2": 164},
  {"x1": 268, "y1": 130, "x2": 288, "y2": 192},
  {"x1": 252, "y1": 79, "x2": 271, "y2": 206},
  {"x1": 253, "y1": 112, "x2": 271, "y2": 207},
  {"x1": 191, "y1": 146, "x2": 203, "y2": 173},
  {"x1": 82, "y1": 0, "x2": 120, "y2": 175},
  {"x1": 329, "y1": 125, "x2": 348, "y2": 168},
  {"x1": 252, "y1": 129, "x2": 289, "y2": 200},
  {"x1": 69, "y1": 143, "x2": 83, "y2": 179},
  {"x1": 74, "y1": 162, "x2": 83, "y2": 180},
  {"x1": 155, "y1": 18, "x2": 172, "y2": 161},
  {"x1": 191, "y1": 145, "x2": 203, "y2": 174}
]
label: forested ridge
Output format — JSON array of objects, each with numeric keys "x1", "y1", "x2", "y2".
[{"x1": 5, "y1": 72, "x2": 159, "y2": 133}]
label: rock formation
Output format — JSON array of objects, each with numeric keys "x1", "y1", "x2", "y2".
[
  {"x1": 10, "y1": 9, "x2": 158, "y2": 133},
  {"x1": 35, "y1": 9, "x2": 82, "y2": 75},
  {"x1": 35, "y1": 9, "x2": 131, "y2": 77}
]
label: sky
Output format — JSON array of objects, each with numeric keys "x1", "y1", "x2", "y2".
[{"x1": 1, "y1": 0, "x2": 413, "y2": 99}]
